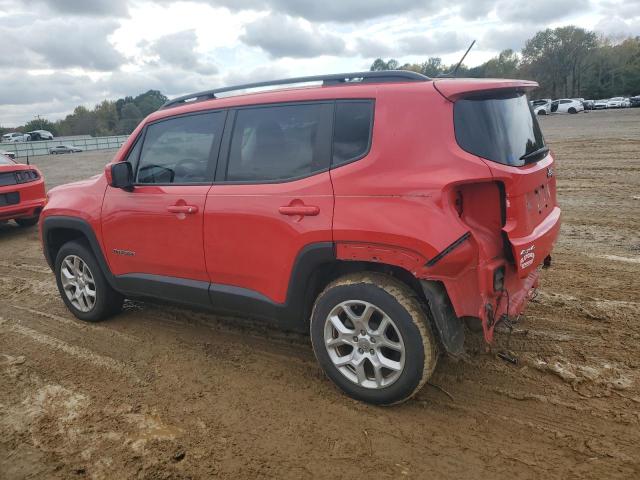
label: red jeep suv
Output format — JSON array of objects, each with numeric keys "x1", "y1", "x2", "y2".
[
  {"x1": 40, "y1": 71, "x2": 560, "y2": 405},
  {"x1": 1, "y1": 153, "x2": 45, "y2": 227}
]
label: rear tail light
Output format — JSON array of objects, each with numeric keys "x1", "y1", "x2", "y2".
[{"x1": 15, "y1": 170, "x2": 39, "y2": 184}]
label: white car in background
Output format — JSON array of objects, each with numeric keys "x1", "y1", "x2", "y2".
[
  {"x1": 1, "y1": 132, "x2": 28, "y2": 142},
  {"x1": 26, "y1": 130, "x2": 54, "y2": 141},
  {"x1": 607, "y1": 97, "x2": 625, "y2": 108},
  {"x1": 593, "y1": 99, "x2": 608, "y2": 109},
  {"x1": 550, "y1": 99, "x2": 584, "y2": 114},
  {"x1": 531, "y1": 98, "x2": 552, "y2": 115}
]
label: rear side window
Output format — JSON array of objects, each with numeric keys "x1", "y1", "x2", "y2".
[
  {"x1": 332, "y1": 100, "x2": 374, "y2": 166},
  {"x1": 136, "y1": 111, "x2": 225, "y2": 184},
  {"x1": 454, "y1": 92, "x2": 546, "y2": 167},
  {"x1": 226, "y1": 103, "x2": 332, "y2": 182}
]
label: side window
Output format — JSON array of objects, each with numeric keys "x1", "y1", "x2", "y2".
[
  {"x1": 136, "y1": 111, "x2": 225, "y2": 184},
  {"x1": 226, "y1": 103, "x2": 332, "y2": 182},
  {"x1": 124, "y1": 136, "x2": 142, "y2": 172},
  {"x1": 332, "y1": 100, "x2": 374, "y2": 166}
]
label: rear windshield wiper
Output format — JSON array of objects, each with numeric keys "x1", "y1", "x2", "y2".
[{"x1": 519, "y1": 146, "x2": 549, "y2": 163}]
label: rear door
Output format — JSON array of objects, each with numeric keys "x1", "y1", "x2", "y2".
[
  {"x1": 203, "y1": 101, "x2": 334, "y2": 305},
  {"x1": 102, "y1": 111, "x2": 226, "y2": 284}
]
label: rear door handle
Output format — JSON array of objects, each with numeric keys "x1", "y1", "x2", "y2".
[
  {"x1": 278, "y1": 205, "x2": 320, "y2": 216},
  {"x1": 167, "y1": 205, "x2": 198, "y2": 214}
]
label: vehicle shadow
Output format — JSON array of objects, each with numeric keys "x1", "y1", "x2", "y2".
[{"x1": 0, "y1": 220, "x2": 39, "y2": 239}]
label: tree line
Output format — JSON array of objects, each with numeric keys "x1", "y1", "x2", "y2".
[
  {"x1": 371, "y1": 26, "x2": 640, "y2": 100},
  {"x1": 1, "y1": 90, "x2": 167, "y2": 138}
]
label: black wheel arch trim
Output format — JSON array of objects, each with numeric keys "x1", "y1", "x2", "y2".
[
  {"x1": 42, "y1": 215, "x2": 118, "y2": 289},
  {"x1": 419, "y1": 280, "x2": 465, "y2": 356}
]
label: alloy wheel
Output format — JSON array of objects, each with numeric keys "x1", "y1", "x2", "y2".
[
  {"x1": 324, "y1": 300, "x2": 405, "y2": 389},
  {"x1": 60, "y1": 255, "x2": 96, "y2": 312}
]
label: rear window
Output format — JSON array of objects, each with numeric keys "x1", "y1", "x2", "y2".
[
  {"x1": 454, "y1": 92, "x2": 546, "y2": 166},
  {"x1": 332, "y1": 100, "x2": 374, "y2": 166}
]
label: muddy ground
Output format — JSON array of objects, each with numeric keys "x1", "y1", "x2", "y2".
[{"x1": 1, "y1": 109, "x2": 639, "y2": 479}]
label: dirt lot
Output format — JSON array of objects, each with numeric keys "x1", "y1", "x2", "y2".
[{"x1": 1, "y1": 109, "x2": 639, "y2": 479}]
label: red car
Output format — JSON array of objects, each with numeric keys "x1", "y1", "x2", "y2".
[
  {"x1": 0, "y1": 154, "x2": 45, "y2": 227},
  {"x1": 40, "y1": 71, "x2": 560, "y2": 405}
]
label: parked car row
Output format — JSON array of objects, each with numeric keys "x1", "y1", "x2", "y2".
[
  {"x1": 531, "y1": 95, "x2": 640, "y2": 115},
  {"x1": 1, "y1": 130, "x2": 54, "y2": 143},
  {"x1": 588, "y1": 96, "x2": 638, "y2": 109}
]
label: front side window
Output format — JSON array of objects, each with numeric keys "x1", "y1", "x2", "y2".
[
  {"x1": 226, "y1": 103, "x2": 332, "y2": 182},
  {"x1": 454, "y1": 92, "x2": 546, "y2": 166},
  {"x1": 332, "y1": 100, "x2": 374, "y2": 166},
  {"x1": 136, "y1": 112, "x2": 225, "y2": 184}
]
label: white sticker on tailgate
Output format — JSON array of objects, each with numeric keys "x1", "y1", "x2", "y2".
[{"x1": 520, "y1": 244, "x2": 536, "y2": 269}]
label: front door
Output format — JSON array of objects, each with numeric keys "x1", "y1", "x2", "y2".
[{"x1": 102, "y1": 111, "x2": 226, "y2": 285}]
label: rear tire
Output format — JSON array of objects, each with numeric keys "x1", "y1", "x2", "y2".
[
  {"x1": 568, "y1": 107, "x2": 577, "y2": 114},
  {"x1": 54, "y1": 240, "x2": 123, "y2": 322},
  {"x1": 15, "y1": 216, "x2": 39, "y2": 227},
  {"x1": 310, "y1": 273, "x2": 438, "y2": 405}
]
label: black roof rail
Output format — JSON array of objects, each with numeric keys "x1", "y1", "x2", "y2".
[{"x1": 161, "y1": 70, "x2": 430, "y2": 109}]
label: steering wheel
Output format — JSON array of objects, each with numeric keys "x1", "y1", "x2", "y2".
[{"x1": 174, "y1": 158, "x2": 206, "y2": 182}]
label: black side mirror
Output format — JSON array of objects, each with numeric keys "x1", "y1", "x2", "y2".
[{"x1": 110, "y1": 162, "x2": 133, "y2": 190}]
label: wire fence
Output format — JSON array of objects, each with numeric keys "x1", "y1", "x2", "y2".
[{"x1": 0, "y1": 135, "x2": 129, "y2": 158}]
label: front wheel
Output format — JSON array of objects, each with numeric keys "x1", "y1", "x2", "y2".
[
  {"x1": 54, "y1": 240, "x2": 123, "y2": 322},
  {"x1": 310, "y1": 273, "x2": 438, "y2": 405}
]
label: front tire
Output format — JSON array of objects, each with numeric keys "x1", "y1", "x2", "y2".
[
  {"x1": 310, "y1": 273, "x2": 438, "y2": 405},
  {"x1": 54, "y1": 240, "x2": 123, "y2": 322}
]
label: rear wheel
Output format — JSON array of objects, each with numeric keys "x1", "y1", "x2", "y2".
[
  {"x1": 568, "y1": 107, "x2": 577, "y2": 114},
  {"x1": 54, "y1": 240, "x2": 123, "y2": 322},
  {"x1": 310, "y1": 273, "x2": 438, "y2": 405}
]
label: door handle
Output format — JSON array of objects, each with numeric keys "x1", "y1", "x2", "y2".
[
  {"x1": 167, "y1": 205, "x2": 198, "y2": 214},
  {"x1": 278, "y1": 205, "x2": 320, "y2": 216}
]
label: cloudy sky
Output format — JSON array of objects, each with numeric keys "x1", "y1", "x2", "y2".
[{"x1": 1, "y1": 0, "x2": 638, "y2": 126}]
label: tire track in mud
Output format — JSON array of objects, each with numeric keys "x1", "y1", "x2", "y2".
[
  {"x1": 1, "y1": 319, "x2": 135, "y2": 378},
  {"x1": 9, "y1": 304, "x2": 139, "y2": 343}
]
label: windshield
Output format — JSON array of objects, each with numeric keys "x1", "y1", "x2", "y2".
[{"x1": 454, "y1": 91, "x2": 546, "y2": 166}]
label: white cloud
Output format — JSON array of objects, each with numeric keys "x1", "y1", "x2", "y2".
[{"x1": 241, "y1": 14, "x2": 346, "y2": 58}]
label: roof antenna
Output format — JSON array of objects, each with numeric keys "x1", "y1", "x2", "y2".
[{"x1": 439, "y1": 40, "x2": 476, "y2": 78}]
